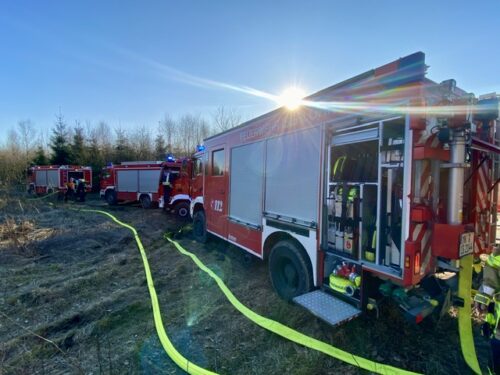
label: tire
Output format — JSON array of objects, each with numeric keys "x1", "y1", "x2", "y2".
[
  {"x1": 105, "y1": 190, "x2": 117, "y2": 205},
  {"x1": 193, "y1": 210, "x2": 207, "y2": 243},
  {"x1": 140, "y1": 194, "x2": 152, "y2": 209},
  {"x1": 174, "y1": 202, "x2": 190, "y2": 218},
  {"x1": 269, "y1": 240, "x2": 313, "y2": 301}
]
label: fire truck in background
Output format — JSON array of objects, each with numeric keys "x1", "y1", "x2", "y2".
[
  {"x1": 100, "y1": 158, "x2": 193, "y2": 217},
  {"x1": 28, "y1": 165, "x2": 92, "y2": 195},
  {"x1": 190, "y1": 52, "x2": 500, "y2": 326}
]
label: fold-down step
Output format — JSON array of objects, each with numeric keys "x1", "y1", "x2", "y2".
[{"x1": 293, "y1": 290, "x2": 361, "y2": 326}]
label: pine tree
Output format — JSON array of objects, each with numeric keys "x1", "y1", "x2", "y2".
[
  {"x1": 71, "y1": 123, "x2": 86, "y2": 165},
  {"x1": 114, "y1": 128, "x2": 134, "y2": 162},
  {"x1": 50, "y1": 113, "x2": 71, "y2": 165},
  {"x1": 32, "y1": 146, "x2": 48, "y2": 165},
  {"x1": 154, "y1": 133, "x2": 166, "y2": 160}
]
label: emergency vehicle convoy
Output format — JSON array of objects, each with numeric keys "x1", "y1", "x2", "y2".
[
  {"x1": 190, "y1": 52, "x2": 500, "y2": 326},
  {"x1": 27, "y1": 165, "x2": 92, "y2": 195},
  {"x1": 99, "y1": 159, "x2": 192, "y2": 217}
]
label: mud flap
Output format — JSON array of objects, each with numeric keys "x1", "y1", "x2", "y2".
[{"x1": 458, "y1": 254, "x2": 481, "y2": 374}]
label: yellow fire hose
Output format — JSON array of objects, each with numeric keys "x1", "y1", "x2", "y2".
[
  {"x1": 76, "y1": 208, "x2": 216, "y2": 375},
  {"x1": 47, "y1": 204, "x2": 481, "y2": 375},
  {"x1": 164, "y1": 234, "x2": 420, "y2": 375},
  {"x1": 457, "y1": 254, "x2": 481, "y2": 374},
  {"x1": 27, "y1": 190, "x2": 59, "y2": 200},
  {"x1": 78, "y1": 207, "x2": 418, "y2": 374}
]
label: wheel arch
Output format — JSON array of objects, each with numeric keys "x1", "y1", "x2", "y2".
[
  {"x1": 137, "y1": 192, "x2": 153, "y2": 201},
  {"x1": 263, "y1": 228, "x2": 318, "y2": 287},
  {"x1": 264, "y1": 231, "x2": 307, "y2": 262},
  {"x1": 266, "y1": 231, "x2": 315, "y2": 300}
]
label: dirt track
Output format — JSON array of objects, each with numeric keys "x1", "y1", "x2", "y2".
[{"x1": 0, "y1": 192, "x2": 491, "y2": 374}]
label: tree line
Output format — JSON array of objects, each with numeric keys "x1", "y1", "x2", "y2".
[{"x1": 0, "y1": 107, "x2": 241, "y2": 187}]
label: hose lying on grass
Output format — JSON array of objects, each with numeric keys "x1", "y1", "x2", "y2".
[
  {"x1": 164, "y1": 233, "x2": 420, "y2": 375},
  {"x1": 56, "y1": 203, "x2": 420, "y2": 375},
  {"x1": 73, "y1": 208, "x2": 216, "y2": 375}
]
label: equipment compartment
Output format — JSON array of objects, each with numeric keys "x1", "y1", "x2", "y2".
[{"x1": 325, "y1": 118, "x2": 406, "y2": 276}]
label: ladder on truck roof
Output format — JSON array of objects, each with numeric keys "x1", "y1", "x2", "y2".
[{"x1": 294, "y1": 290, "x2": 361, "y2": 326}]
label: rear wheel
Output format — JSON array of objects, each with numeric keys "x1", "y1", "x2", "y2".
[
  {"x1": 174, "y1": 202, "x2": 190, "y2": 218},
  {"x1": 140, "y1": 194, "x2": 152, "y2": 209},
  {"x1": 105, "y1": 190, "x2": 117, "y2": 205},
  {"x1": 193, "y1": 210, "x2": 207, "y2": 243},
  {"x1": 269, "y1": 240, "x2": 313, "y2": 301}
]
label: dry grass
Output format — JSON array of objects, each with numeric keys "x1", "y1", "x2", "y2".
[
  {"x1": 0, "y1": 218, "x2": 54, "y2": 257},
  {"x1": 0, "y1": 193, "x2": 492, "y2": 374}
]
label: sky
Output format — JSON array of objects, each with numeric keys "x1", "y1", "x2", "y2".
[{"x1": 1, "y1": 0, "x2": 499, "y2": 142}]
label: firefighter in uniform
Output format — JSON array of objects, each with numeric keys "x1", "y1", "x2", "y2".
[
  {"x1": 76, "y1": 178, "x2": 86, "y2": 202},
  {"x1": 162, "y1": 170, "x2": 174, "y2": 211},
  {"x1": 64, "y1": 178, "x2": 75, "y2": 202},
  {"x1": 477, "y1": 247, "x2": 500, "y2": 374}
]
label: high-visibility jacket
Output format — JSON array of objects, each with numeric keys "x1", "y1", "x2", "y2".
[
  {"x1": 481, "y1": 250, "x2": 500, "y2": 339},
  {"x1": 162, "y1": 173, "x2": 172, "y2": 187},
  {"x1": 484, "y1": 252, "x2": 500, "y2": 296}
]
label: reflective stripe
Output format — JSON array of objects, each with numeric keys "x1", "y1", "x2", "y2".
[
  {"x1": 482, "y1": 285, "x2": 496, "y2": 297},
  {"x1": 333, "y1": 156, "x2": 346, "y2": 177},
  {"x1": 494, "y1": 294, "x2": 500, "y2": 334}
]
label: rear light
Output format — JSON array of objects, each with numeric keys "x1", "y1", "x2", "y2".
[
  {"x1": 405, "y1": 256, "x2": 410, "y2": 268},
  {"x1": 415, "y1": 313, "x2": 423, "y2": 324},
  {"x1": 414, "y1": 252, "x2": 421, "y2": 275}
]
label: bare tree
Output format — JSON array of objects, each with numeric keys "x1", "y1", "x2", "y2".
[
  {"x1": 17, "y1": 120, "x2": 37, "y2": 161},
  {"x1": 95, "y1": 121, "x2": 114, "y2": 163},
  {"x1": 177, "y1": 114, "x2": 212, "y2": 156},
  {"x1": 132, "y1": 125, "x2": 154, "y2": 161},
  {"x1": 0, "y1": 129, "x2": 25, "y2": 184},
  {"x1": 159, "y1": 114, "x2": 177, "y2": 153},
  {"x1": 114, "y1": 127, "x2": 134, "y2": 162},
  {"x1": 212, "y1": 106, "x2": 241, "y2": 132}
]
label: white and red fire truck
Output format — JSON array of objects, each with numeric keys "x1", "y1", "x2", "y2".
[
  {"x1": 28, "y1": 165, "x2": 92, "y2": 195},
  {"x1": 190, "y1": 52, "x2": 500, "y2": 325},
  {"x1": 100, "y1": 159, "x2": 193, "y2": 217}
]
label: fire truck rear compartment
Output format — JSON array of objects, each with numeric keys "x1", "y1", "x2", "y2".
[
  {"x1": 324, "y1": 117, "x2": 406, "y2": 276},
  {"x1": 302, "y1": 116, "x2": 430, "y2": 324}
]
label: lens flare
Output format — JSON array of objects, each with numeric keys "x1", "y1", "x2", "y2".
[
  {"x1": 278, "y1": 87, "x2": 306, "y2": 110},
  {"x1": 112, "y1": 47, "x2": 498, "y2": 118}
]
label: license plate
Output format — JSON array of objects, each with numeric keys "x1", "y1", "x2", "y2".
[{"x1": 459, "y1": 232, "x2": 474, "y2": 257}]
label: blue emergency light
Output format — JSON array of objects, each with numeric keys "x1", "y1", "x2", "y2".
[
  {"x1": 196, "y1": 144, "x2": 206, "y2": 152},
  {"x1": 166, "y1": 154, "x2": 175, "y2": 162}
]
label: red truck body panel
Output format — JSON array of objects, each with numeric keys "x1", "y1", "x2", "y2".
[
  {"x1": 28, "y1": 165, "x2": 92, "y2": 194},
  {"x1": 100, "y1": 159, "x2": 192, "y2": 208},
  {"x1": 194, "y1": 52, "x2": 499, "y2": 295}
]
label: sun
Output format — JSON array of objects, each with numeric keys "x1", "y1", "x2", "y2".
[{"x1": 278, "y1": 87, "x2": 305, "y2": 110}]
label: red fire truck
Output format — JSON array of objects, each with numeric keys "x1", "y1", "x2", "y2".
[
  {"x1": 190, "y1": 52, "x2": 500, "y2": 325},
  {"x1": 100, "y1": 159, "x2": 192, "y2": 217},
  {"x1": 28, "y1": 165, "x2": 93, "y2": 195}
]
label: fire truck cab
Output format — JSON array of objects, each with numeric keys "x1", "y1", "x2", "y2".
[
  {"x1": 191, "y1": 52, "x2": 500, "y2": 325},
  {"x1": 100, "y1": 159, "x2": 192, "y2": 217},
  {"x1": 28, "y1": 165, "x2": 92, "y2": 195}
]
